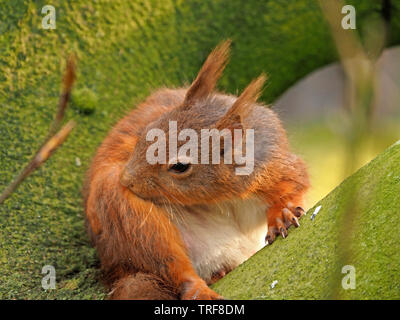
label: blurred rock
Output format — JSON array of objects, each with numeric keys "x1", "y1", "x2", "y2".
[{"x1": 274, "y1": 46, "x2": 400, "y2": 123}]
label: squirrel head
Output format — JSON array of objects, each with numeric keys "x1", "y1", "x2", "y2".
[{"x1": 120, "y1": 40, "x2": 266, "y2": 205}]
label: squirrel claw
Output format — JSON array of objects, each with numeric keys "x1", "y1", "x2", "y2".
[
  {"x1": 280, "y1": 227, "x2": 287, "y2": 238},
  {"x1": 266, "y1": 233, "x2": 275, "y2": 245},
  {"x1": 266, "y1": 205, "x2": 304, "y2": 244},
  {"x1": 291, "y1": 216, "x2": 300, "y2": 228},
  {"x1": 294, "y1": 206, "x2": 305, "y2": 217}
]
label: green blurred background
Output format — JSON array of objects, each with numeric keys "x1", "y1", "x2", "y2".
[{"x1": 1, "y1": 0, "x2": 399, "y2": 299}]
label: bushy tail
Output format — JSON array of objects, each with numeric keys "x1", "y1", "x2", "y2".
[{"x1": 109, "y1": 272, "x2": 179, "y2": 300}]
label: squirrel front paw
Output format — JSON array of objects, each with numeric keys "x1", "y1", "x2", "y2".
[
  {"x1": 266, "y1": 205, "x2": 305, "y2": 245},
  {"x1": 181, "y1": 278, "x2": 224, "y2": 300}
]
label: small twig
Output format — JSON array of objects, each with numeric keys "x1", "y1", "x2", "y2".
[
  {"x1": 319, "y1": 0, "x2": 381, "y2": 299},
  {"x1": 48, "y1": 55, "x2": 76, "y2": 139},
  {"x1": 0, "y1": 56, "x2": 77, "y2": 204},
  {"x1": 0, "y1": 121, "x2": 75, "y2": 204}
]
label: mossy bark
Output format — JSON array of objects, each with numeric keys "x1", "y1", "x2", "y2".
[{"x1": 212, "y1": 141, "x2": 400, "y2": 299}]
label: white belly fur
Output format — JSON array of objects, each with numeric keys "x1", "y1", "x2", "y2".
[{"x1": 170, "y1": 197, "x2": 268, "y2": 282}]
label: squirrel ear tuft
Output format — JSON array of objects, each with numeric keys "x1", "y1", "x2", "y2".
[
  {"x1": 216, "y1": 74, "x2": 266, "y2": 131},
  {"x1": 182, "y1": 40, "x2": 231, "y2": 108}
]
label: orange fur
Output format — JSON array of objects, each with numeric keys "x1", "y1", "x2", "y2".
[
  {"x1": 216, "y1": 74, "x2": 267, "y2": 131},
  {"x1": 182, "y1": 40, "x2": 231, "y2": 107}
]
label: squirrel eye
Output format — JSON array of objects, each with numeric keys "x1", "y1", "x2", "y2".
[{"x1": 169, "y1": 162, "x2": 191, "y2": 173}]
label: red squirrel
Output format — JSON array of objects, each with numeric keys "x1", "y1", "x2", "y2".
[{"x1": 84, "y1": 40, "x2": 309, "y2": 300}]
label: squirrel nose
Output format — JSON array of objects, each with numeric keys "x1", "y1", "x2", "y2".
[{"x1": 120, "y1": 168, "x2": 134, "y2": 187}]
